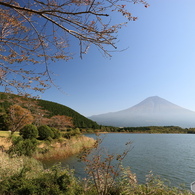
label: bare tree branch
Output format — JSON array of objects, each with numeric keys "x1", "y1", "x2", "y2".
[{"x1": 0, "y1": 0, "x2": 149, "y2": 94}]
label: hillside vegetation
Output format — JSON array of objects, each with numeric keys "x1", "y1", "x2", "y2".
[
  {"x1": 37, "y1": 99, "x2": 99, "y2": 128},
  {"x1": 0, "y1": 92, "x2": 99, "y2": 130}
]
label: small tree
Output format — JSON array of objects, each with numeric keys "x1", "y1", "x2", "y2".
[
  {"x1": 7, "y1": 104, "x2": 33, "y2": 134},
  {"x1": 38, "y1": 125, "x2": 54, "y2": 140},
  {"x1": 80, "y1": 137, "x2": 133, "y2": 195},
  {"x1": 20, "y1": 124, "x2": 38, "y2": 139}
]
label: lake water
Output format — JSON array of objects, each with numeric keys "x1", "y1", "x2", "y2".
[{"x1": 42, "y1": 133, "x2": 195, "y2": 189}]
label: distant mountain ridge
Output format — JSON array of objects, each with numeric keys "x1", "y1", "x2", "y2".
[{"x1": 89, "y1": 96, "x2": 195, "y2": 128}]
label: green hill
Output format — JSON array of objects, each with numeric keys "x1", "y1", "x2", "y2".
[
  {"x1": 37, "y1": 99, "x2": 99, "y2": 128},
  {"x1": 0, "y1": 92, "x2": 99, "y2": 129}
]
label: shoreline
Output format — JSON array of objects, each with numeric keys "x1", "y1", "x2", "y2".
[
  {"x1": 0, "y1": 135, "x2": 95, "y2": 161},
  {"x1": 34, "y1": 135, "x2": 95, "y2": 160}
]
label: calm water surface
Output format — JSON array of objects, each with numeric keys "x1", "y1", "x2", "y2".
[{"x1": 42, "y1": 133, "x2": 195, "y2": 189}]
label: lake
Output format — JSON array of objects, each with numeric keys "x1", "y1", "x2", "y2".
[{"x1": 42, "y1": 133, "x2": 195, "y2": 189}]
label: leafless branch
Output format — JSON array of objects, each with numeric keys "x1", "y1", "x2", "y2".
[{"x1": 0, "y1": 0, "x2": 149, "y2": 94}]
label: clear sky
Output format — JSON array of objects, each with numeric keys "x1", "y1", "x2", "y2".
[{"x1": 32, "y1": 0, "x2": 195, "y2": 117}]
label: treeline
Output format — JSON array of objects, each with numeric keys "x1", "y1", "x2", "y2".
[
  {"x1": 118, "y1": 126, "x2": 188, "y2": 133},
  {"x1": 97, "y1": 125, "x2": 195, "y2": 134}
]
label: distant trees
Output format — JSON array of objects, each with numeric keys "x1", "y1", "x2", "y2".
[
  {"x1": 0, "y1": 0, "x2": 149, "y2": 93},
  {"x1": 119, "y1": 126, "x2": 187, "y2": 133},
  {"x1": 48, "y1": 115, "x2": 74, "y2": 130},
  {"x1": 37, "y1": 99, "x2": 99, "y2": 128}
]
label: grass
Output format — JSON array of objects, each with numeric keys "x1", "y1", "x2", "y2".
[
  {"x1": 0, "y1": 131, "x2": 19, "y2": 151},
  {"x1": 34, "y1": 135, "x2": 96, "y2": 160},
  {"x1": 0, "y1": 152, "x2": 43, "y2": 180},
  {"x1": 0, "y1": 130, "x2": 95, "y2": 160},
  {"x1": 0, "y1": 137, "x2": 12, "y2": 151},
  {"x1": 0, "y1": 131, "x2": 11, "y2": 137},
  {"x1": 0, "y1": 130, "x2": 19, "y2": 137}
]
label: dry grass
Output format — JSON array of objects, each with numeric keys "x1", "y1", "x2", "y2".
[
  {"x1": 34, "y1": 135, "x2": 95, "y2": 160},
  {"x1": 0, "y1": 136, "x2": 43, "y2": 180},
  {"x1": 0, "y1": 137, "x2": 12, "y2": 150},
  {"x1": 0, "y1": 152, "x2": 43, "y2": 180}
]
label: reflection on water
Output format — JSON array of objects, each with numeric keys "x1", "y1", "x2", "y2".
[{"x1": 42, "y1": 133, "x2": 195, "y2": 189}]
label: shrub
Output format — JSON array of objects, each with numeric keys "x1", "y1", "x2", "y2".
[
  {"x1": 0, "y1": 163, "x2": 82, "y2": 195},
  {"x1": 50, "y1": 127, "x2": 61, "y2": 139},
  {"x1": 62, "y1": 128, "x2": 81, "y2": 139},
  {"x1": 20, "y1": 124, "x2": 38, "y2": 139},
  {"x1": 62, "y1": 132, "x2": 72, "y2": 139},
  {"x1": 7, "y1": 137, "x2": 37, "y2": 157},
  {"x1": 38, "y1": 125, "x2": 54, "y2": 140}
]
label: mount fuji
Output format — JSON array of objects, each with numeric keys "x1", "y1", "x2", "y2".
[{"x1": 89, "y1": 96, "x2": 195, "y2": 128}]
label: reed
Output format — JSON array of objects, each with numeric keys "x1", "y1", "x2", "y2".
[{"x1": 34, "y1": 135, "x2": 95, "y2": 160}]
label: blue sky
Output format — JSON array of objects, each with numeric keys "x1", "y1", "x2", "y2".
[{"x1": 35, "y1": 0, "x2": 195, "y2": 116}]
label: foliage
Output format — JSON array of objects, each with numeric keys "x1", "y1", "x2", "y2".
[
  {"x1": 48, "y1": 115, "x2": 74, "y2": 129},
  {"x1": 119, "y1": 126, "x2": 188, "y2": 134},
  {"x1": 62, "y1": 128, "x2": 82, "y2": 139},
  {"x1": 0, "y1": 145, "x2": 193, "y2": 195},
  {"x1": 7, "y1": 136, "x2": 38, "y2": 157},
  {"x1": 0, "y1": 109, "x2": 9, "y2": 131},
  {"x1": 0, "y1": 0, "x2": 149, "y2": 94},
  {"x1": 0, "y1": 92, "x2": 99, "y2": 129},
  {"x1": 50, "y1": 127, "x2": 61, "y2": 139},
  {"x1": 38, "y1": 99, "x2": 99, "y2": 128},
  {"x1": 20, "y1": 124, "x2": 38, "y2": 139},
  {"x1": 38, "y1": 125, "x2": 54, "y2": 140},
  {"x1": 0, "y1": 161, "x2": 82, "y2": 195},
  {"x1": 187, "y1": 128, "x2": 195, "y2": 134},
  {"x1": 7, "y1": 104, "x2": 34, "y2": 134}
]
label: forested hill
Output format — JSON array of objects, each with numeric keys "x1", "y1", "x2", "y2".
[
  {"x1": 37, "y1": 99, "x2": 99, "y2": 128},
  {"x1": 0, "y1": 92, "x2": 99, "y2": 129}
]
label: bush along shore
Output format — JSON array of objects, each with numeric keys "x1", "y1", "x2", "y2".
[
  {"x1": 0, "y1": 127, "x2": 193, "y2": 195},
  {"x1": 0, "y1": 125, "x2": 96, "y2": 160},
  {"x1": 0, "y1": 144, "x2": 193, "y2": 194}
]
